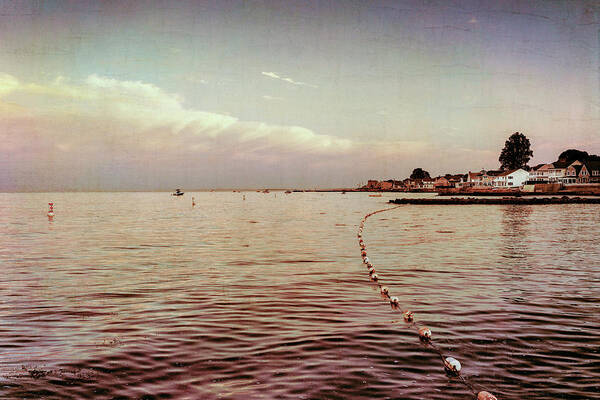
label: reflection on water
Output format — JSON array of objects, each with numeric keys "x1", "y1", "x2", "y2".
[{"x1": 0, "y1": 192, "x2": 599, "y2": 399}]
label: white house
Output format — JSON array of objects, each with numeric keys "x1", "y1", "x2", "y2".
[{"x1": 493, "y1": 168, "x2": 529, "y2": 188}]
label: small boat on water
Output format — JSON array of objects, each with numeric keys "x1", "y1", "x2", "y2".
[
  {"x1": 285, "y1": 190, "x2": 292, "y2": 194},
  {"x1": 172, "y1": 189, "x2": 184, "y2": 196},
  {"x1": 369, "y1": 193, "x2": 382, "y2": 197}
]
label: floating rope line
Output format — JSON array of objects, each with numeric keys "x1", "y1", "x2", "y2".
[{"x1": 358, "y1": 205, "x2": 498, "y2": 400}]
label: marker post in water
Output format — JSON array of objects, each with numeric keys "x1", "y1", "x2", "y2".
[{"x1": 47, "y1": 202, "x2": 54, "y2": 219}]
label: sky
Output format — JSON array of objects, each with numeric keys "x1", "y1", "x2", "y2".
[{"x1": 0, "y1": 0, "x2": 598, "y2": 191}]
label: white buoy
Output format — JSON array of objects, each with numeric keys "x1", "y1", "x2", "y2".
[
  {"x1": 368, "y1": 267, "x2": 375, "y2": 275},
  {"x1": 371, "y1": 273, "x2": 378, "y2": 281},
  {"x1": 443, "y1": 357, "x2": 461, "y2": 375},
  {"x1": 380, "y1": 286, "x2": 389, "y2": 296},
  {"x1": 403, "y1": 310, "x2": 414, "y2": 322},
  {"x1": 418, "y1": 327, "x2": 432, "y2": 341},
  {"x1": 477, "y1": 392, "x2": 498, "y2": 400},
  {"x1": 363, "y1": 257, "x2": 369, "y2": 264},
  {"x1": 390, "y1": 297, "x2": 399, "y2": 306}
]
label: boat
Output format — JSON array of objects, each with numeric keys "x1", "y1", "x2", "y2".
[
  {"x1": 285, "y1": 190, "x2": 292, "y2": 194},
  {"x1": 369, "y1": 193, "x2": 382, "y2": 197},
  {"x1": 172, "y1": 189, "x2": 184, "y2": 196}
]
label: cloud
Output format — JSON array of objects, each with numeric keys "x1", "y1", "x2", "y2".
[
  {"x1": 261, "y1": 71, "x2": 318, "y2": 88},
  {"x1": 0, "y1": 72, "x2": 435, "y2": 190}
]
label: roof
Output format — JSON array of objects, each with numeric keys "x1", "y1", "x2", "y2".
[
  {"x1": 551, "y1": 160, "x2": 571, "y2": 169},
  {"x1": 583, "y1": 160, "x2": 600, "y2": 172},
  {"x1": 570, "y1": 164, "x2": 583, "y2": 174},
  {"x1": 468, "y1": 171, "x2": 482, "y2": 180}
]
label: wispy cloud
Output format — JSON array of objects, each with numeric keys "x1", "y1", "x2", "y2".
[
  {"x1": 261, "y1": 72, "x2": 318, "y2": 88},
  {"x1": 262, "y1": 95, "x2": 283, "y2": 101}
]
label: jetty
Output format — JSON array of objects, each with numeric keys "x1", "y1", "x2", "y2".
[{"x1": 389, "y1": 196, "x2": 600, "y2": 205}]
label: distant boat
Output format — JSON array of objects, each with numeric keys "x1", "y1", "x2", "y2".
[
  {"x1": 369, "y1": 193, "x2": 382, "y2": 197},
  {"x1": 172, "y1": 189, "x2": 184, "y2": 196},
  {"x1": 285, "y1": 190, "x2": 292, "y2": 194},
  {"x1": 262, "y1": 189, "x2": 270, "y2": 193}
]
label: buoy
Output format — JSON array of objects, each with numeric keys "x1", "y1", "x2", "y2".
[
  {"x1": 443, "y1": 357, "x2": 461, "y2": 375},
  {"x1": 477, "y1": 392, "x2": 497, "y2": 400},
  {"x1": 390, "y1": 297, "x2": 399, "y2": 306},
  {"x1": 366, "y1": 262, "x2": 373, "y2": 268},
  {"x1": 371, "y1": 273, "x2": 378, "y2": 281},
  {"x1": 418, "y1": 327, "x2": 432, "y2": 341},
  {"x1": 368, "y1": 267, "x2": 375, "y2": 276},
  {"x1": 363, "y1": 257, "x2": 369, "y2": 264},
  {"x1": 47, "y1": 202, "x2": 54, "y2": 218},
  {"x1": 380, "y1": 286, "x2": 389, "y2": 296},
  {"x1": 403, "y1": 310, "x2": 414, "y2": 322},
  {"x1": 361, "y1": 250, "x2": 367, "y2": 257},
  {"x1": 192, "y1": 197, "x2": 196, "y2": 207}
]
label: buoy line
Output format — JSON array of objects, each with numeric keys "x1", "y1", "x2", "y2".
[{"x1": 358, "y1": 205, "x2": 498, "y2": 400}]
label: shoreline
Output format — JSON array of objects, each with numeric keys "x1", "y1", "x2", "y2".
[{"x1": 389, "y1": 196, "x2": 600, "y2": 205}]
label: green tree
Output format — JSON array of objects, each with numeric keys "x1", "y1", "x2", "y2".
[
  {"x1": 499, "y1": 132, "x2": 533, "y2": 170},
  {"x1": 410, "y1": 168, "x2": 431, "y2": 180}
]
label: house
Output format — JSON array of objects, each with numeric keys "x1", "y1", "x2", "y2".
[
  {"x1": 421, "y1": 178, "x2": 435, "y2": 190},
  {"x1": 366, "y1": 180, "x2": 379, "y2": 189},
  {"x1": 564, "y1": 163, "x2": 583, "y2": 184},
  {"x1": 578, "y1": 160, "x2": 600, "y2": 183},
  {"x1": 378, "y1": 181, "x2": 393, "y2": 190},
  {"x1": 493, "y1": 168, "x2": 529, "y2": 188},
  {"x1": 434, "y1": 176, "x2": 450, "y2": 188},
  {"x1": 467, "y1": 170, "x2": 502, "y2": 187}
]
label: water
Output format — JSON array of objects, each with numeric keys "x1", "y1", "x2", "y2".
[{"x1": 0, "y1": 192, "x2": 599, "y2": 399}]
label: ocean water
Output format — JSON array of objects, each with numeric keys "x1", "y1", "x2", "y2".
[{"x1": 0, "y1": 192, "x2": 598, "y2": 399}]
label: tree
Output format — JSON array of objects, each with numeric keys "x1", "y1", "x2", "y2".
[
  {"x1": 558, "y1": 149, "x2": 589, "y2": 163},
  {"x1": 499, "y1": 132, "x2": 533, "y2": 170},
  {"x1": 410, "y1": 168, "x2": 431, "y2": 180}
]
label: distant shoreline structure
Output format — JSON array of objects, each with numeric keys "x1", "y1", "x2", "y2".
[{"x1": 389, "y1": 196, "x2": 600, "y2": 205}]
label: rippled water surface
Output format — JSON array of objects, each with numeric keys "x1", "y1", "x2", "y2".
[{"x1": 1, "y1": 192, "x2": 599, "y2": 399}]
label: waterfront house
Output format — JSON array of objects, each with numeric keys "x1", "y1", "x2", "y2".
[
  {"x1": 565, "y1": 163, "x2": 583, "y2": 184},
  {"x1": 422, "y1": 178, "x2": 435, "y2": 190},
  {"x1": 467, "y1": 170, "x2": 502, "y2": 187},
  {"x1": 434, "y1": 176, "x2": 450, "y2": 188},
  {"x1": 378, "y1": 181, "x2": 393, "y2": 190},
  {"x1": 493, "y1": 168, "x2": 529, "y2": 188},
  {"x1": 579, "y1": 160, "x2": 600, "y2": 183},
  {"x1": 366, "y1": 180, "x2": 379, "y2": 189}
]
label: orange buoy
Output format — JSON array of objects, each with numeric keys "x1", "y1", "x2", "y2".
[
  {"x1": 477, "y1": 392, "x2": 497, "y2": 400},
  {"x1": 418, "y1": 327, "x2": 431, "y2": 341},
  {"x1": 361, "y1": 250, "x2": 367, "y2": 257},
  {"x1": 403, "y1": 310, "x2": 414, "y2": 322},
  {"x1": 47, "y1": 202, "x2": 54, "y2": 218}
]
